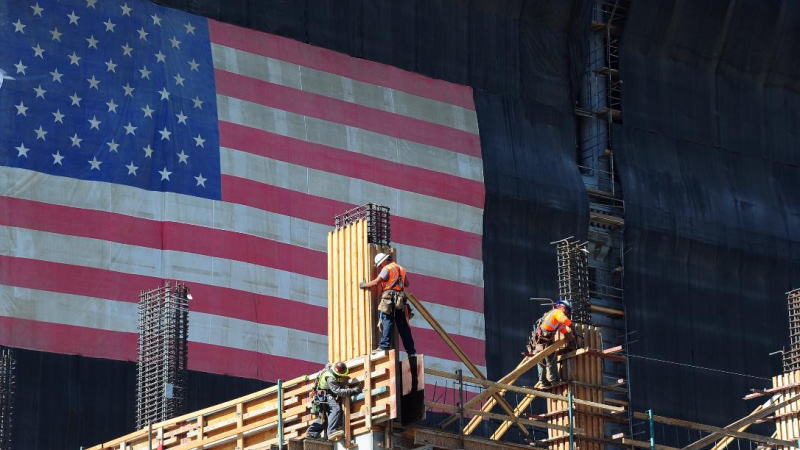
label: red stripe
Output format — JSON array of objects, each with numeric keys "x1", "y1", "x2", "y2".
[
  {"x1": 218, "y1": 121, "x2": 484, "y2": 209},
  {"x1": 0, "y1": 256, "x2": 485, "y2": 364},
  {"x1": 215, "y1": 70, "x2": 481, "y2": 158},
  {"x1": 208, "y1": 20, "x2": 475, "y2": 111},
  {"x1": 222, "y1": 175, "x2": 483, "y2": 262},
  {"x1": 0, "y1": 196, "x2": 483, "y2": 313}
]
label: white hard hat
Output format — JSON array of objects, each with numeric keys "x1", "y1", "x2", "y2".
[{"x1": 374, "y1": 253, "x2": 390, "y2": 267}]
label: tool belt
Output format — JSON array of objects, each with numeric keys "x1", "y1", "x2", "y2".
[
  {"x1": 526, "y1": 328, "x2": 554, "y2": 354},
  {"x1": 310, "y1": 391, "x2": 330, "y2": 415},
  {"x1": 378, "y1": 290, "x2": 407, "y2": 313}
]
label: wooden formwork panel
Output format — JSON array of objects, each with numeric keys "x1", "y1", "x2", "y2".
[
  {"x1": 773, "y1": 369, "x2": 800, "y2": 446},
  {"x1": 327, "y1": 220, "x2": 394, "y2": 362},
  {"x1": 546, "y1": 325, "x2": 605, "y2": 450},
  {"x1": 87, "y1": 351, "x2": 399, "y2": 450}
]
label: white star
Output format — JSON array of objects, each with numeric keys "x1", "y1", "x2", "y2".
[
  {"x1": 194, "y1": 173, "x2": 207, "y2": 187},
  {"x1": 103, "y1": 19, "x2": 116, "y2": 32},
  {"x1": 122, "y1": 83, "x2": 134, "y2": 97},
  {"x1": 52, "y1": 109, "x2": 64, "y2": 123},
  {"x1": 68, "y1": 52, "x2": 81, "y2": 66},
  {"x1": 15, "y1": 143, "x2": 30, "y2": 158},
  {"x1": 69, "y1": 133, "x2": 82, "y2": 147},
  {"x1": 184, "y1": 22, "x2": 196, "y2": 34},
  {"x1": 158, "y1": 87, "x2": 170, "y2": 101},
  {"x1": 85, "y1": 35, "x2": 98, "y2": 49},
  {"x1": 125, "y1": 161, "x2": 138, "y2": 175},
  {"x1": 173, "y1": 73, "x2": 185, "y2": 86},
  {"x1": 106, "y1": 99, "x2": 118, "y2": 113},
  {"x1": 151, "y1": 14, "x2": 162, "y2": 26},
  {"x1": 193, "y1": 134, "x2": 205, "y2": 148},
  {"x1": 69, "y1": 92, "x2": 82, "y2": 106},
  {"x1": 85, "y1": 0, "x2": 97, "y2": 8},
  {"x1": 120, "y1": 3, "x2": 133, "y2": 16},
  {"x1": 32, "y1": 43, "x2": 45, "y2": 58},
  {"x1": 88, "y1": 115, "x2": 101, "y2": 130},
  {"x1": 105, "y1": 59, "x2": 117, "y2": 72},
  {"x1": 14, "y1": 60, "x2": 27, "y2": 75},
  {"x1": 106, "y1": 139, "x2": 119, "y2": 152},
  {"x1": 169, "y1": 36, "x2": 181, "y2": 49},
  {"x1": 33, "y1": 125, "x2": 47, "y2": 140},
  {"x1": 159, "y1": 167, "x2": 172, "y2": 181},
  {"x1": 158, "y1": 127, "x2": 172, "y2": 141},
  {"x1": 86, "y1": 75, "x2": 100, "y2": 89},
  {"x1": 176, "y1": 150, "x2": 189, "y2": 164},
  {"x1": 14, "y1": 101, "x2": 28, "y2": 116},
  {"x1": 67, "y1": 11, "x2": 80, "y2": 25},
  {"x1": 88, "y1": 157, "x2": 102, "y2": 171},
  {"x1": 49, "y1": 68, "x2": 63, "y2": 82},
  {"x1": 49, "y1": 27, "x2": 62, "y2": 41},
  {"x1": 123, "y1": 122, "x2": 137, "y2": 135},
  {"x1": 154, "y1": 51, "x2": 166, "y2": 63},
  {"x1": 135, "y1": 67, "x2": 151, "y2": 81},
  {"x1": 192, "y1": 96, "x2": 204, "y2": 109},
  {"x1": 142, "y1": 145, "x2": 153, "y2": 158},
  {"x1": 52, "y1": 151, "x2": 64, "y2": 165},
  {"x1": 141, "y1": 104, "x2": 154, "y2": 118},
  {"x1": 30, "y1": 3, "x2": 44, "y2": 17},
  {"x1": 137, "y1": 27, "x2": 148, "y2": 41},
  {"x1": 188, "y1": 59, "x2": 199, "y2": 71},
  {"x1": 33, "y1": 85, "x2": 46, "y2": 99},
  {"x1": 12, "y1": 20, "x2": 26, "y2": 33},
  {"x1": 121, "y1": 43, "x2": 133, "y2": 57},
  {"x1": 175, "y1": 111, "x2": 188, "y2": 124}
]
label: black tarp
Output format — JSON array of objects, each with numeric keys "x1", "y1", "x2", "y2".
[
  {"x1": 618, "y1": 0, "x2": 800, "y2": 425},
  {"x1": 12, "y1": 349, "x2": 267, "y2": 449}
]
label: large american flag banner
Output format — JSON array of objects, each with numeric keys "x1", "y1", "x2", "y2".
[{"x1": 0, "y1": 0, "x2": 485, "y2": 388}]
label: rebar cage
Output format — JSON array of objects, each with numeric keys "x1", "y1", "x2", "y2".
[
  {"x1": 334, "y1": 203, "x2": 391, "y2": 247},
  {"x1": 554, "y1": 238, "x2": 592, "y2": 325},
  {"x1": 784, "y1": 288, "x2": 800, "y2": 373},
  {"x1": 136, "y1": 281, "x2": 190, "y2": 429}
]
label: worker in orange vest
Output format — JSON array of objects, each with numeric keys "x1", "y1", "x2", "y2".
[
  {"x1": 530, "y1": 299, "x2": 573, "y2": 388},
  {"x1": 359, "y1": 253, "x2": 416, "y2": 356}
]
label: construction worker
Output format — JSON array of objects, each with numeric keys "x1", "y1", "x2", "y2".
[
  {"x1": 529, "y1": 299, "x2": 574, "y2": 388},
  {"x1": 307, "y1": 362, "x2": 362, "y2": 440},
  {"x1": 359, "y1": 253, "x2": 416, "y2": 356}
]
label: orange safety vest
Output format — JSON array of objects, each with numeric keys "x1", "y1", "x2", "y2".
[
  {"x1": 539, "y1": 308, "x2": 572, "y2": 334},
  {"x1": 380, "y1": 262, "x2": 407, "y2": 292}
]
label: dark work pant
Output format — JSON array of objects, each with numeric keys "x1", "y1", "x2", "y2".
[
  {"x1": 378, "y1": 310, "x2": 416, "y2": 355},
  {"x1": 306, "y1": 394, "x2": 342, "y2": 438}
]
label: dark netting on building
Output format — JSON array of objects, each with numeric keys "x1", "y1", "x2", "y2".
[{"x1": 617, "y1": 0, "x2": 800, "y2": 425}]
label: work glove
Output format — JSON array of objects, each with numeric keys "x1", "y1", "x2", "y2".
[{"x1": 359, "y1": 281, "x2": 367, "y2": 289}]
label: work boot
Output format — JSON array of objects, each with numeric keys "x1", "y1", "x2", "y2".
[
  {"x1": 329, "y1": 430, "x2": 344, "y2": 441},
  {"x1": 539, "y1": 380, "x2": 552, "y2": 389}
]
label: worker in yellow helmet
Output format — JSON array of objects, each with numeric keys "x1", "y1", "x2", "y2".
[
  {"x1": 307, "y1": 362, "x2": 362, "y2": 440},
  {"x1": 360, "y1": 252, "x2": 416, "y2": 355}
]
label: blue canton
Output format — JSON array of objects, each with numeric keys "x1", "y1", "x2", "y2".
[{"x1": 0, "y1": 0, "x2": 220, "y2": 199}]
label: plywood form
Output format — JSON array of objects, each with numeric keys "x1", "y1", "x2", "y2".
[
  {"x1": 327, "y1": 220, "x2": 393, "y2": 362},
  {"x1": 87, "y1": 351, "x2": 398, "y2": 450},
  {"x1": 772, "y1": 370, "x2": 800, "y2": 447},
  {"x1": 545, "y1": 325, "x2": 606, "y2": 450}
]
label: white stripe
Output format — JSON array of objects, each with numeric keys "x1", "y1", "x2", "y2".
[
  {"x1": 211, "y1": 44, "x2": 480, "y2": 134},
  {"x1": 0, "y1": 225, "x2": 485, "y2": 340},
  {"x1": 0, "y1": 166, "x2": 483, "y2": 285},
  {"x1": 0, "y1": 285, "x2": 485, "y2": 377},
  {"x1": 221, "y1": 147, "x2": 484, "y2": 237},
  {"x1": 217, "y1": 95, "x2": 484, "y2": 183}
]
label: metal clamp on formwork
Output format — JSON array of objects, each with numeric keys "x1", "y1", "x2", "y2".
[{"x1": 334, "y1": 203, "x2": 391, "y2": 246}]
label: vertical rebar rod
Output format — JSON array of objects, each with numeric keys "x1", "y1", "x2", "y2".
[
  {"x1": 277, "y1": 379, "x2": 284, "y2": 449},
  {"x1": 568, "y1": 391, "x2": 575, "y2": 450},
  {"x1": 456, "y1": 369, "x2": 464, "y2": 434}
]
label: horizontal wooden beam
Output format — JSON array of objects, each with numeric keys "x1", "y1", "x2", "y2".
[
  {"x1": 425, "y1": 402, "x2": 579, "y2": 434},
  {"x1": 426, "y1": 368, "x2": 624, "y2": 413},
  {"x1": 591, "y1": 304, "x2": 625, "y2": 317},
  {"x1": 612, "y1": 436, "x2": 680, "y2": 450},
  {"x1": 414, "y1": 427, "x2": 545, "y2": 450}
]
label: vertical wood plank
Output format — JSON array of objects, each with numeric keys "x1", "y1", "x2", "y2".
[{"x1": 327, "y1": 231, "x2": 334, "y2": 362}]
